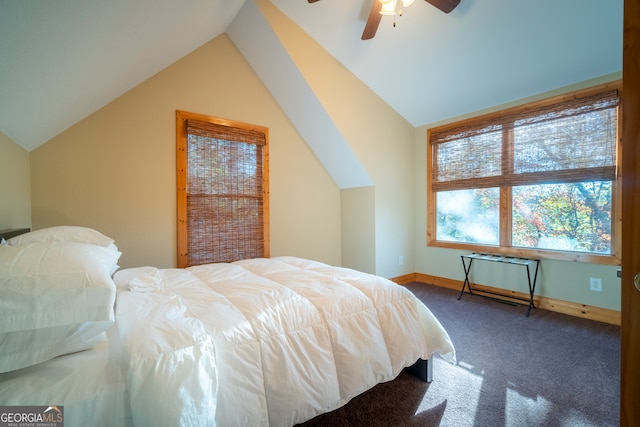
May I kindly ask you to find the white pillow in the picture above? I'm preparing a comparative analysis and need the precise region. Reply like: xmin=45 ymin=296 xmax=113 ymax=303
xmin=8 ymin=226 xmax=118 ymax=252
xmin=0 ymin=242 xmax=121 ymax=372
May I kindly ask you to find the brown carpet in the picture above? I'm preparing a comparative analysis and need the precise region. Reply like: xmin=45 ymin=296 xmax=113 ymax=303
xmin=297 ymin=282 xmax=620 ymax=427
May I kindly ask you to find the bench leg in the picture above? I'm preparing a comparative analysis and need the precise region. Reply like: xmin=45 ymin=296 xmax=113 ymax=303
xmin=458 ymin=256 xmax=473 ymax=300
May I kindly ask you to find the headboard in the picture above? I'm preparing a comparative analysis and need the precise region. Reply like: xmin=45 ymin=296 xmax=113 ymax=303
xmin=0 ymin=228 xmax=30 ymax=241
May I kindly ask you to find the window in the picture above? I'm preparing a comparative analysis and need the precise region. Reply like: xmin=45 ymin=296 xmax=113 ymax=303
xmin=427 ymin=84 xmax=621 ymax=265
xmin=176 ymin=111 xmax=269 ymax=268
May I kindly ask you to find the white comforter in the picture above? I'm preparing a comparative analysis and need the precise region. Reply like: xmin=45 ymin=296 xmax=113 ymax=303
xmin=113 ymin=256 xmax=455 ymax=427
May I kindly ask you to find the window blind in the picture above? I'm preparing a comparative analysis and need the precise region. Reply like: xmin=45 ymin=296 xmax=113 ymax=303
xmin=430 ymin=90 xmax=619 ymax=191
xmin=183 ymin=118 xmax=267 ymax=266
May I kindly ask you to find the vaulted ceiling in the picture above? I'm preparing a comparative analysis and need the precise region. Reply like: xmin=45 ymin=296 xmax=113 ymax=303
xmin=0 ymin=0 xmax=623 ymax=152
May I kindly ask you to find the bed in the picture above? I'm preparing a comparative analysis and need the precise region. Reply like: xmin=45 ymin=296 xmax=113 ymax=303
xmin=0 ymin=226 xmax=455 ymax=427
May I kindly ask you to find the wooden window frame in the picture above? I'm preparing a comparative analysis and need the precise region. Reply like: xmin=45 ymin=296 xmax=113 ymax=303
xmin=176 ymin=110 xmax=270 ymax=268
xmin=427 ymin=82 xmax=622 ymax=266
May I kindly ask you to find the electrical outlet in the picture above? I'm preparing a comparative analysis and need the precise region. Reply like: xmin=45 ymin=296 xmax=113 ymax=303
xmin=589 ymin=277 xmax=602 ymax=292
xmin=399 ymin=255 xmax=404 ymax=265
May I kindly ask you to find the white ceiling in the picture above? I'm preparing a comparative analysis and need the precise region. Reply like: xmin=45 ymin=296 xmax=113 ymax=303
xmin=0 ymin=0 xmax=623 ymax=152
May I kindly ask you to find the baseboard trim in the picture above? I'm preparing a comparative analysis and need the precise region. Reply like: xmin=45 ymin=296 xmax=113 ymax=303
xmin=391 ymin=272 xmax=621 ymax=326
xmin=391 ymin=273 xmax=417 ymax=286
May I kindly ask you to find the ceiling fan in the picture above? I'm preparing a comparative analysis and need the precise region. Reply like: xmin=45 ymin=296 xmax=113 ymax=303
xmin=308 ymin=0 xmax=460 ymax=40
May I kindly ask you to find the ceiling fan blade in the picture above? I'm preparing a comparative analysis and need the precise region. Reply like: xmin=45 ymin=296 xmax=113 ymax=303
xmin=361 ymin=0 xmax=383 ymax=40
xmin=307 ymin=0 xmax=321 ymax=3
xmin=425 ymin=0 xmax=460 ymax=13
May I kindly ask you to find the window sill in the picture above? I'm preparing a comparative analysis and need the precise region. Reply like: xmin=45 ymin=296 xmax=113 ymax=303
xmin=427 ymin=240 xmax=621 ymax=266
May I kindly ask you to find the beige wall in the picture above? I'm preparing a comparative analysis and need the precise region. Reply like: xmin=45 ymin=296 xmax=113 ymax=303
xmin=259 ymin=0 xmax=416 ymax=278
xmin=414 ymin=73 xmax=623 ymax=311
xmin=30 ymin=35 xmax=341 ymax=269
xmin=341 ymin=186 xmax=375 ymax=274
xmin=0 ymin=132 xmax=31 ymax=229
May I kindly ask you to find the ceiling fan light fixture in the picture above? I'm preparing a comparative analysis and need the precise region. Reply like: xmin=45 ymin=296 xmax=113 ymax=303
xmin=379 ymin=0 xmax=397 ymax=15
xmin=378 ymin=0 xmax=413 ymax=17
xmin=356 ymin=0 xmax=460 ymax=40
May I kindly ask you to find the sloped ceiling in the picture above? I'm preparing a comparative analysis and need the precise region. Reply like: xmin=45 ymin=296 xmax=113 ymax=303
xmin=0 ymin=0 xmax=623 ymax=152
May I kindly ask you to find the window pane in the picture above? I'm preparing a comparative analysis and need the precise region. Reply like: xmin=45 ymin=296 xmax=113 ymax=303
xmin=181 ymin=116 xmax=267 ymax=267
xmin=513 ymin=108 xmax=617 ymax=174
xmin=188 ymin=135 xmax=259 ymax=196
xmin=436 ymin=188 xmax=499 ymax=245
xmin=434 ymin=127 xmax=503 ymax=183
xmin=188 ymin=195 xmax=263 ymax=265
xmin=512 ymin=182 xmax=611 ymax=253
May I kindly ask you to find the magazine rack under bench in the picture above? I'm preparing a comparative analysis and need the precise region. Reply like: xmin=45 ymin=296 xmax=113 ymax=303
xmin=459 ymin=253 xmax=540 ymax=316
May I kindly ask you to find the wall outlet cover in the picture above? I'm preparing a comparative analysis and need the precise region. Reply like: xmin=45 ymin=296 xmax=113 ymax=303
xmin=589 ymin=277 xmax=603 ymax=292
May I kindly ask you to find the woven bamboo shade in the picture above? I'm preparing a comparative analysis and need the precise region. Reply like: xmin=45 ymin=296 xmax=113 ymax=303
xmin=430 ymin=90 xmax=619 ymax=191
xmin=184 ymin=119 xmax=266 ymax=266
